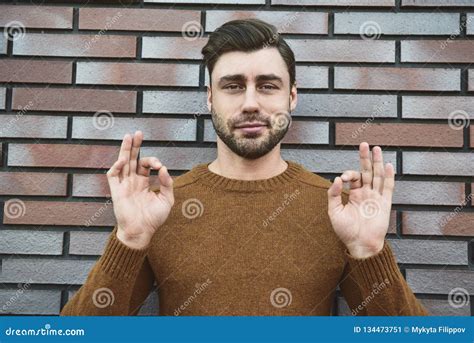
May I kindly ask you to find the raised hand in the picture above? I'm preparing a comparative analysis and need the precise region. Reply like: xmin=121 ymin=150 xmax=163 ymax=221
xmin=327 ymin=142 xmax=395 ymax=259
xmin=107 ymin=131 xmax=174 ymax=249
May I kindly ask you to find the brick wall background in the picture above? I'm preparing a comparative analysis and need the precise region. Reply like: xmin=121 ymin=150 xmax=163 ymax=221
xmin=0 ymin=0 xmax=473 ymax=316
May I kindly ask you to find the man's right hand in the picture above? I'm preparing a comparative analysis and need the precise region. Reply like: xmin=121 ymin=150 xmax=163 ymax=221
xmin=107 ymin=130 xmax=175 ymax=250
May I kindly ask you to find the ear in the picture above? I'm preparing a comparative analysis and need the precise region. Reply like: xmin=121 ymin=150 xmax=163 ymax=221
xmin=289 ymin=82 xmax=297 ymax=112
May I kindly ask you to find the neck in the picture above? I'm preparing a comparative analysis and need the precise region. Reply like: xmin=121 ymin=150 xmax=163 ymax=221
xmin=208 ymin=139 xmax=288 ymax=181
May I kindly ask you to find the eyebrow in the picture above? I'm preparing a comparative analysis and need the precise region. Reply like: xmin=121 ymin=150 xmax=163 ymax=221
xmin=217 ymin=74 xmax=283 ymax=87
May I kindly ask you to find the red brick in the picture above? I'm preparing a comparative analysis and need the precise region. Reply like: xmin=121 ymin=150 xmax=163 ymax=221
xmin=13 ymin=33 xmax=136 ymax=58
xmin=0 ymin=5 xmax=73 ymax=29
xmin=0 ymin=115 xmax=67 ymax=139
xmin=142 ymin=37 xmax=208 ymax=60
xmin=335 ymin=67 xmax=460 ymax=91
xmin=402 ymin=211 xmax=474 ymax=236
xmin=206 ymin=11 xmax=328 ymax=34
xmin=0 ymin=172 xmax=67 ymax=196
xmin=0 ymin=59 xmax=72 ymax=84
xmin=79 ymin=8 xmax=200 ymax=32
xmin=403 ymin=96 xmax=474 ymax=119
xmin=8 ymin=144 xmax=119 ymax=169
xmin=287 ymin=39 xmax=394 ymax=63
xmin=73 ymin=174 xmax=160 ymax=198
xmin=3 ymin=201 xmax=115 ymax=226
xmin=272 ymin=0 xmax=394 ymax=5
xmin=72 ymin=117 xmax=196 ymax=141
xmin=402 ymin=41 xmax=474 ymax=63
xmin=12 ymin=88 xmax=136 ymax=113
xmin=336 ymin=123 xmax=463 ymax=147
xmin=76 ymin=62 xmax=199 ymax=87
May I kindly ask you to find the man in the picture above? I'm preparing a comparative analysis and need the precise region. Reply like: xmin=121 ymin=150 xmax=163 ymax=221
xmin=61 ymin=19 xmax=428 ymax=316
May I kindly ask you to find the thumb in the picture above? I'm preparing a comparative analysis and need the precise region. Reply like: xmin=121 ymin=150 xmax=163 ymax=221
xmin=158 ymin=166 xmax=174 ymax=206
xmin=327 ymin=176 xmax=343 ymax=213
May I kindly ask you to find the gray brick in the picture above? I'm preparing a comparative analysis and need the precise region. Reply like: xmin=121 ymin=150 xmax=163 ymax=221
xmin=0 ymin=258 xmax=96 ymax=285
xmin=281 ymin=150 xmax=397 ymax=174
xmin=142 ymin=37 xmax=207 ymax=60
xmin=206 ymin=11 xmax=328 ymax=34
xmin=203 ymin=119 xmax=330 ymax=144
xmin=403 ymin=152 xmax=474 ymax=176
xmin=72 ymin=117 xmax=197 ymax=141
xmin=388 ymin=239 xmax=468 ymax=265
xmin=0 ymin=35 xmax=5 ymax=55
xmin=143 ymin=91 xmax=208 ymax=115
xmin=0 ymin=230 xmax=63 ymax=255
xmin=403 ymin=96 xmax=474 ymax=119
xmin=407 ymin=269 xmax=474 ymax=295
xmin=0 ymin=289 xmax=61 ymax=315
xmin=146 ymin=0 xmax=264 ymax=3
xmin=404 ymin=0 xmax=474 ymax=6
xmin=69 ymin=231 xmax=109 ymax=256
xmin=393 ymin=181 xmax=465 ymax=206
xmin=294 ymin=94 xmax=397 ymax=118
xmin=141 ymin=147 xmax=216 ymax=170
xmin=273 ymin=0 xmax=394 ymax=5
xmin=0 ymin=87 xmax=5 ymax=110
xmin=468 ymin=14 xmax=474 ymax=35
xmin=335 ymin=12 xmax=460 ymax=35
xmin=0 ymin=115 xmax=67 ymax=139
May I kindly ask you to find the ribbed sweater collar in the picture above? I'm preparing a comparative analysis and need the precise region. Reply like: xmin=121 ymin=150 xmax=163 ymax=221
xmin=190 ymin=160 xmax=303 ymax=192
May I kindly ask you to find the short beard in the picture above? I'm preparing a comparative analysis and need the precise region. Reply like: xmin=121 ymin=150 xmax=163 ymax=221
xmin=210 ymin=106 xmax=291 ymax=160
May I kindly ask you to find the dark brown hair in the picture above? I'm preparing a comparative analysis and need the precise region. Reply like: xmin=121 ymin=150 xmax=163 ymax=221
xmin=201 ymin=18 xmax=296 ymax=87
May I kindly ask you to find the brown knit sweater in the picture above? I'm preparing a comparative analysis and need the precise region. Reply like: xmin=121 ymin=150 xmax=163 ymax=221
xmin=61 ymin=160 xmax=428 ymax=316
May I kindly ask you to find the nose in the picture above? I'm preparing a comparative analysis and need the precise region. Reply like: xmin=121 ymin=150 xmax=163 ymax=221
xmin=241 ymin=87 xmax=259 ymax=114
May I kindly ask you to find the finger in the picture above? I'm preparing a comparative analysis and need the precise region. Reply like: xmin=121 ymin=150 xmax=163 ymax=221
xmin=327 ymin=177 xmax=343 ymax=214
xmin=129 ymin=131 xmax=143 ymax=176
xmin=157 ymin=166 xmax=174 ymax=206
xmin=137 ymin=157 xmax=162 ymax=177
xmin=340 ymin=170 xmax=363 ymax=189
xmin=118 ymin=133 xmax=132 ymax=179
xmin=359 ymin=142 xmax=373 ymax=188
xmin=372 ymin=146 xmax=384 ymax=194
xmin=382 ymin=163 xmax=395 ymax=202
xmin=106 ymin=157 xmax=127 ymax=194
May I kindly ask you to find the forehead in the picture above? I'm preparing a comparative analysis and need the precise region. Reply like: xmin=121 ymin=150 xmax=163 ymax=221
xmin=212 ymin=47 xmax=289 ymax=83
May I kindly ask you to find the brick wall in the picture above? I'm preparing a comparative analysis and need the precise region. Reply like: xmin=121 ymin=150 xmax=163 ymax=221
xmin=0 ymin=0 xmax=473 ymax=316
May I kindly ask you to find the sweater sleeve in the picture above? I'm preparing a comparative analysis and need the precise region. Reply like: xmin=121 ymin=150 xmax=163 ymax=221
xmin=60 ymin=227 xmax=156 ymax=316
xmin=338 ymin=239 xmax=429 ymax=316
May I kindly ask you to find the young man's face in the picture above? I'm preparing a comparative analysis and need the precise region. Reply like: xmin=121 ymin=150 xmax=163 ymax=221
xmin=207 ymin=47 xmax=297 ymax=160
